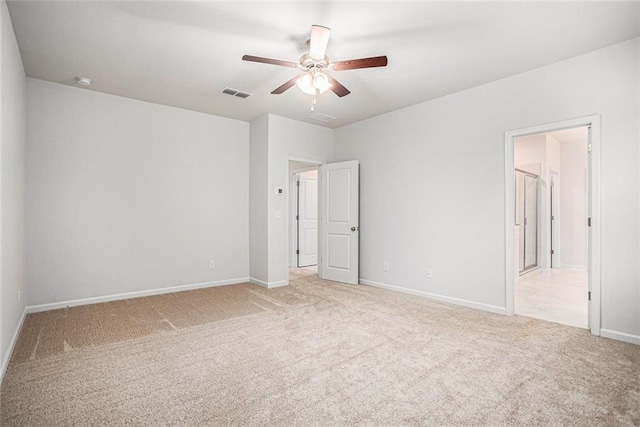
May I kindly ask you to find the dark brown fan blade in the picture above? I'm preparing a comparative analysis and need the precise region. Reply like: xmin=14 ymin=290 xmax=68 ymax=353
xmin=327 ymin=75 xmax=350 ymax=97
xmin=332 ymin=56 xmax=388 ymax=71
xmin=271 ymin=76 xmax=300 ymax=94
xmin=242 ymin=55 xmax=298 ymax=68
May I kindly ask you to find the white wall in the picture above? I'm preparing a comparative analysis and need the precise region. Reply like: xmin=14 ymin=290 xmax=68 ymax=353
xmin=247 ymin=114 xmax=333 ymax=287
xmin=560 ymin=139 xmax=588 ymax=268
xmin=515 ymin=134 xmax=546 ymax=171
xmin=249 ymin=115 xmax=269 ymax=284
xmin=333 ymin=38 xmax=639 ymax=339
xmin=546 ymin=135 xmax=561 ymax=174
xmin=1 ymin=0 xmax=26 ymax=377
xmin=26 ymin=78 xmax=249 ymax=306
xmin=267 ymin=115 xmax=333 ymax=285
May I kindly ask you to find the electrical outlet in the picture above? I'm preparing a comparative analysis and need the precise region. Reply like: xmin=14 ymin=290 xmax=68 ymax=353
xmin=209 ymin=260 xmax=215 ymax=270
xmin=383 ymin=262 xmax=389 ymax=272
xmin=426 ymin=268 xmax=433 ymax=279
xmin=18 ymin=287 xmax=21 ymax=302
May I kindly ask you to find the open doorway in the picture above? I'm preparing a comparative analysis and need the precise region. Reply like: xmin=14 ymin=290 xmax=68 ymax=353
xmin=287 ymin=159 xmax=361 ymax=285
xmin=505 ymin=115 xmax=601 ymax=336
xmin=289 ymin=160 xmax=320 ymax=279
xmin=513 ymin=127 xmax=588 ymax=328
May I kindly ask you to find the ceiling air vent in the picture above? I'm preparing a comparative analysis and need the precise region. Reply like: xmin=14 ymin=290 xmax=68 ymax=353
xmin=220 ymin=87 xmax=252 ymax=98
xmin=310 ymin=113 xmax=337 ymax=123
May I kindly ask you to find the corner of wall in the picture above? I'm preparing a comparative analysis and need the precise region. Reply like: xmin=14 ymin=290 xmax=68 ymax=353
xmin=249 ymin=115 xmax=269 ymax=284
xmin=1 ymin=0 xmax=27 ymax=384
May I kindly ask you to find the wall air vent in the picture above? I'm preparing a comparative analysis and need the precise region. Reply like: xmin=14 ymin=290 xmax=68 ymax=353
xmin=220 ymin=87 xmax=252 ymax=98
xmin=310 ymin=113 xmax=337 ymax=123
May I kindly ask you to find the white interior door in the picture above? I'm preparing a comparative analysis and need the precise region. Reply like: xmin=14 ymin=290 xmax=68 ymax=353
xmin=297 ymin=170 xmax=318 ymax=267
xmin=319 ymin=160 xmax=359 ymax=284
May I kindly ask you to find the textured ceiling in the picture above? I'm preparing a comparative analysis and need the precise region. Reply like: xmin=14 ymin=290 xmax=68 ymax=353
xmin=7 ymin=1 xmax=640 ymax=128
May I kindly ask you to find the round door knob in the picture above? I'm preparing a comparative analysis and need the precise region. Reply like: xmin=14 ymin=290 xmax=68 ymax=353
xmin=351 ymin=226 xmax=357 ymax=231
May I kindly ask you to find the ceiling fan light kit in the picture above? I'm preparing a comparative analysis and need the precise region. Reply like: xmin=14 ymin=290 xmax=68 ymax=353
xmin=243 ymin=24 xmax=388 ymax=110
xmin=296 ymin=70 xmax=331 ymax=95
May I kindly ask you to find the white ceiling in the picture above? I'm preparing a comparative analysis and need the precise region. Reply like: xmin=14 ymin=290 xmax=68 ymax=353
xmin=7 ymin=1 xmax=640 ymax=129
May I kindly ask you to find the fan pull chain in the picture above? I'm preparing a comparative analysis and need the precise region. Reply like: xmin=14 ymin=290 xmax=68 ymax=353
xmin=311 ymin=94 xmax=317 ymax=112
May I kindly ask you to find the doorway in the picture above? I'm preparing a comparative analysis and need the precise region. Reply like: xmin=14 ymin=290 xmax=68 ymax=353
xmin=296 ymin=169 xmax=318 ymax=268
xmin=287 ymin=159 xmax=361 ymax=286
xmin=289 ymin=161 xmax=320 ymax=276
xmin=514 ymin=128 xmax=588 ymax=328
xmin=505 ymin=116 xmax=601 ymax=336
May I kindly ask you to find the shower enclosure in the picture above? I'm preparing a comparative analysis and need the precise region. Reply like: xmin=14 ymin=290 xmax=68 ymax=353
xmin=515 ymin=169 xmax=539 ymax=273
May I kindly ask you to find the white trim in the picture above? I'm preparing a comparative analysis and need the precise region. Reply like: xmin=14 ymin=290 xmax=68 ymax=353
xmin=600 ymin=329 xmax=640 ymax=346
xmin=287 ymin=156 xmax=325 ymax=166
xmin=290 ymin=165 xmax=319 ymax=173
xmin=549 ymin=169 xmax=560 ymax=269
xmin=587 ymin=119 xmax=602 ymax=336
xmin=290 ymin=170 xmax=299 ymax=268
xmin=558 ymin=264 xmax=588 ymax=271
xmin=360 ymin=278 xmax=507 ymax=315
xmin=249 ymin=278 xmax=288 ymax=289
xmin=250 ymin=277 xmax=269 ymax=288
xmin=26 ymin=277 xmax=249 ymax=314
xmin=1 ymin=308 xmax=27 ymax=384
xmin=289 ymin=165 xmax=320 ymax=269
xmin=505 ymin=115 xmax=601 ymax=338
xmin=267 ymin=280 xmax=288 ymax=288
xmin=505 ymin=131 xmax=516 ymax=315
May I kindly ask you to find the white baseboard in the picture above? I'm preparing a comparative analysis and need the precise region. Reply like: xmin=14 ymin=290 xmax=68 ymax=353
xmin=1 ymin=307 xmax=27 ymax=384
xmin=359 ymin=278 xmax=507 ymax=315
xmin=250 ymin=278 xmax=268 ymax=288
xmin=558 ymin=264 xmax=588 ymax=271
xmin=26 ymin=277 xmax=250 ymax=314
xmin=600 ymin=328 xmax=640 ymax=345
xmin=249 ymin=278 xmax=288 ymax=289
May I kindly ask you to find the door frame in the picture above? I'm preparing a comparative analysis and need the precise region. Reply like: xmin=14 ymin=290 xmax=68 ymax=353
xmin=290 ymin=166 xmax=319 ymax=268
xmin=504 ymin=115 xmax=601 ymax=336
xmin=287 ymin=157 xmax=323 ymax=272
xmin=549 ymin=170 xmax=559 ymax=269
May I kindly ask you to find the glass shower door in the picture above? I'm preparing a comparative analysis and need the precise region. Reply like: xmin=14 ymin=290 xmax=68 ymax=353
xmin=515 ymin=169 xmax=539 ymax=274
xmin=516 ymin=172 xmax=526 ymax=272
xmin=523 ymin=174 xmax=538 ymax=270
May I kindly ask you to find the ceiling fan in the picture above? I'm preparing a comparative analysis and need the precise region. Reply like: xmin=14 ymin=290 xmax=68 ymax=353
xmin=242 ymin=25 xmax=388 ymax=99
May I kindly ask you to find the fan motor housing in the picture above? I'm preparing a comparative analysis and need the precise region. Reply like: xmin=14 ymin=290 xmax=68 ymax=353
xmin=299 ymin=54 xmax=330 ymax=70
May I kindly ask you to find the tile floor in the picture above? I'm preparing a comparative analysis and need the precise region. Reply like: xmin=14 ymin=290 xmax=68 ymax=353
xmin=515 ymin=268 xmax=588 ymax=329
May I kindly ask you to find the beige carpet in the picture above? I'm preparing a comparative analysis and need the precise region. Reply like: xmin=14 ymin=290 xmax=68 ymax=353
xmin=1 ymin=269 xmax=639 ymax=425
